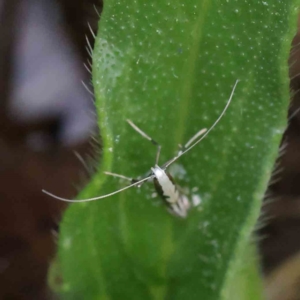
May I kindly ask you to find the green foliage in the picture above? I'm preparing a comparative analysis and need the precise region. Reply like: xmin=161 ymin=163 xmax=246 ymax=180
xmin=57 ymin=1 xmax=299 ymax=299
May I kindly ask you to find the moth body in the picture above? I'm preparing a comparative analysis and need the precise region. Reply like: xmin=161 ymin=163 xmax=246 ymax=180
xmin=42 ymin=80 xmax=239 ymax=220
xmin=152 ymin=165 xmax=190 ymax=218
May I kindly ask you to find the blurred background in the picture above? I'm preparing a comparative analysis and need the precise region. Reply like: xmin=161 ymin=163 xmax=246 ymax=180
xmin=260 ymin=16 xmax=300 ymax=300
xmin=0 ymin=0 xmax=300 ymax=299
xmin=0 ymin=0 xmax=100 ymax=299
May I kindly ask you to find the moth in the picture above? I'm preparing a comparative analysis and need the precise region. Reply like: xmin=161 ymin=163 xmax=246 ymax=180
xmin=43 ymin=80 xmax=239 ymax=218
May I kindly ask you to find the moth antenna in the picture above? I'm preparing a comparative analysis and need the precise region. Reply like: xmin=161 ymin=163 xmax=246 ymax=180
xmin=165 ymin=79 xmax=239 ymax=168
xmin=42 ymin=175 xmax=154 ymax=203
xmin=104 ymin=171 xmax=133 ymax=181
xmin=183 ymin=128 xmax=207 ymax=149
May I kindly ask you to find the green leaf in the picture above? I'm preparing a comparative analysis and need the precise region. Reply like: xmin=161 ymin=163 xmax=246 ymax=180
xmin=57 ymin=1 xmax=299 ymax=299
xmin=222 ymin=244 xmax=264 ymax=300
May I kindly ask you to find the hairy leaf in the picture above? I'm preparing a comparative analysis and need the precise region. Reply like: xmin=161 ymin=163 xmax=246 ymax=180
xmin=57 ymin=1 xmax=298 ymax=299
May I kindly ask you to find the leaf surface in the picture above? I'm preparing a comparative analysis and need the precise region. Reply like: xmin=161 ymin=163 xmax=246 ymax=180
xmin=58 ymin=1 xmax=298 ymax=299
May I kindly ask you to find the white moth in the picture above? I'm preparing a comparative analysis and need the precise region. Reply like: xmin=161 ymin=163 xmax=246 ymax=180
xmin=43 ymin=80 xmax=239 ymax=218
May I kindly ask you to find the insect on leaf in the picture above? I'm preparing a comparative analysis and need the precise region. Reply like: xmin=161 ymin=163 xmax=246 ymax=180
xmin=56 ymin=1 xmax=299 ymax=299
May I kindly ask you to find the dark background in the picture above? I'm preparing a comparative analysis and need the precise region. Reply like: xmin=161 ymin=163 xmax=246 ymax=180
xmin=0 ymin=1 xmax=299 ymax=299
xmin=0 ymin=0 xmax=100 ymax=299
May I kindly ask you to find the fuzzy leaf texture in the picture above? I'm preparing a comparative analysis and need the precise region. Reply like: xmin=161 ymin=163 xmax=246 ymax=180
xmin=57 ymin=1 xmax=299 ymax=299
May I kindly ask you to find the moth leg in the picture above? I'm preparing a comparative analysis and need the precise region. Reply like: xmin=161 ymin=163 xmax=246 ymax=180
xmin=104 ymin=171 xmax=145 ymax=186
xmin=127 ymin=119 xmax=161 ymax=165
xmin=178 ymin=128 xmax=207 ymax=154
